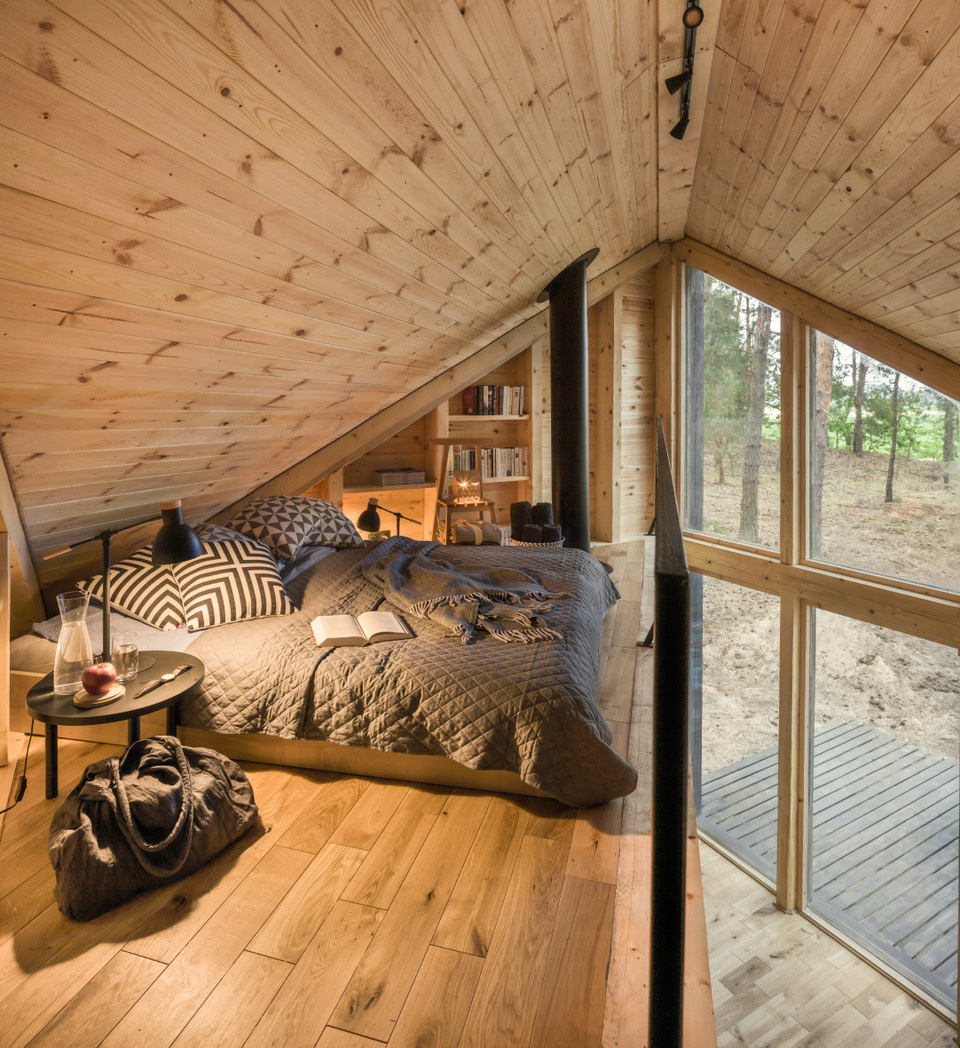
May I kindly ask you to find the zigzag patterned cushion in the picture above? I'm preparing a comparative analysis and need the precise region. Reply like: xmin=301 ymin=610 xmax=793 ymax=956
xmin=173 ymin=539 xmax=296 ymax=630
xmin=77 ymin=548 xmax=185 ymax=631
xmin=226 ymin=496 xmax=364 ymax=560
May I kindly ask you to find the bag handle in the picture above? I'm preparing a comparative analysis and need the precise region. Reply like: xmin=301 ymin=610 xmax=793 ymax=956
xmin=110 ymin=736 xmax=195 ymax=877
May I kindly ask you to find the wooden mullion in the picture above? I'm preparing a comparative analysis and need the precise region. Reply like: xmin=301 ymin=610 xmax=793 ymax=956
xmin=776 ymin=594 xmax=811 ymax=913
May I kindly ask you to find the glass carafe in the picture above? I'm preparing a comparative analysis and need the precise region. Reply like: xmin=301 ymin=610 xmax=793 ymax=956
xmin=53 ymin=590 xmax=94 ymax=695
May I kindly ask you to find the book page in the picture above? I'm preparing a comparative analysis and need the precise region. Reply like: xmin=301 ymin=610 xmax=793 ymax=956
xmin=355 ymin=610 xmax=411 ymax=642
xmin=311 ymin=614 xmax=366 ymax=646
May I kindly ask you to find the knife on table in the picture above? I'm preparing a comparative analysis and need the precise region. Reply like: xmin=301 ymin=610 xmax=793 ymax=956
xmin=134 ymin=664 xmax=193 ymax=699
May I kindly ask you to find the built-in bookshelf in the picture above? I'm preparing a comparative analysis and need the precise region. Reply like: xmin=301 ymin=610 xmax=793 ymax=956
xmin=316 ymin=343 xmax=544 ymax=541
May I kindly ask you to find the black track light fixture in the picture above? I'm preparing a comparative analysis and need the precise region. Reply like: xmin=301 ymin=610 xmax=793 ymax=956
xmin=682 ymin=3 xmax=704 ymax=29
xmin=665 ymin=2 xmax=703 ymax=142
xmin=665 ymin=69 xmax=692 ymax=95
xmin=669 ymin=110 xmax=690 ymax=140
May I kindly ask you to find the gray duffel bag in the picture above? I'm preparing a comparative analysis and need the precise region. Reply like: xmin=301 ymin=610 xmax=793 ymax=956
xmin=49 ymin=735 xmax=259 ymax=920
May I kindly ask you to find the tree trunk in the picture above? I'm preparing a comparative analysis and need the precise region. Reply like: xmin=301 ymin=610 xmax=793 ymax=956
xmin=852 ymin=351 xmax=867 ymax=456
xmin=739 ymin=303 xmax=772 ymax=544
xmin=812 ymin=333 xmax=835 ymax=555
xmin=944 ymin=400 xmax=956 ymax=486
xmin=885 ymin=371 xmax=900 ymax=503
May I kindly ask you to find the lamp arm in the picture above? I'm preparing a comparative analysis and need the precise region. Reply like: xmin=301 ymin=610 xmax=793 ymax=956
xmin=101 ymin=533 xmax=111 ymax=664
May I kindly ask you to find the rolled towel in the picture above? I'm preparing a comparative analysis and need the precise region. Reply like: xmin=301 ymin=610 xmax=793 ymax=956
xmin=532 ymin=502 xmax=554 ymax=526
xmin=510 ymin=501 xmax=532 ymax=540
xmin=521 ymin=523 xmax=543 ymax=543
xmin=542 ymin=523 xmax=562 ymax=543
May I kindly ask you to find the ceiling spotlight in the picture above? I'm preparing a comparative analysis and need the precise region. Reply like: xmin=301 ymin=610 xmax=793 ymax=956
xmin=669 ymin=112 xmax=690 ymax=140
xmin=682 ymin=3 xmax=704 ymax=29
xmin=665 ymin=70 xmax=692 ymax=95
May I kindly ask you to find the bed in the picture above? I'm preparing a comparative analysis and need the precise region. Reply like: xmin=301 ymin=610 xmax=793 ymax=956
xmin=12 ymin=498 xmax=637 ymax=808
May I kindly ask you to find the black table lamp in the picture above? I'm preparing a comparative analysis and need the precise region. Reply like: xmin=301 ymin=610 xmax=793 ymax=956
xmin=45 ymin=498 xmax=203 ymax=666
xmin=356 ymin=497 xmax=421 ymax=537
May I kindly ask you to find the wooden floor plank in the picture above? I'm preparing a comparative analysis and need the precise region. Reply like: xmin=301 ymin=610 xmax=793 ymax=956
xmin=243 ymin=901 xmax=383 ymax=1048
xmin=167 ymin=950 xmax=291 ymax=1048
xmin=100 ymin=845 xmax=311 ymax=1048
xmin=330 ymin=790 xmax=490 ymax=1042
xmin=247 ymin=842 xmax=367 ymax=963
xmin=23 ymin=950 xmax=164 ymax=1048
xmin=458 ymin=835 xmax=570 ymax=1048
xmin=529 ymin=875 xmax=615 ymax=1048
xmin=385 ymin=945 xmax=484 ymax=1048
xmin=431 ymin=793 xmax=530 ymax=957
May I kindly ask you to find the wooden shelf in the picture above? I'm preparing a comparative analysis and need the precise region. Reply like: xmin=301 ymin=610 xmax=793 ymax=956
xmin=343 ymin=481 xmax=435 ymax=494
xmin=449 ymin=414 xmax=529 ymax=422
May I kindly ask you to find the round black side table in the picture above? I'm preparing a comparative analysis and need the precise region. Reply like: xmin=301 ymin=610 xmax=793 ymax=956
xmin=25 ymin=651 xmax=205 ymax=799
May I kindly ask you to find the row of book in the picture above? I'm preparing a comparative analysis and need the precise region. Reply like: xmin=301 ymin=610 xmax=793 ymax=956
xmin=450 ymin=445 xmax=529 ymax=479
xmin=460 ymin=384 xmax=527 ymax=416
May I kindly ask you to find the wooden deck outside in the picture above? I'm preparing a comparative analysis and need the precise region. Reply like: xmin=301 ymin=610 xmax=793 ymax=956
xmin=698 ymin=718 xmax=959 ymax=1011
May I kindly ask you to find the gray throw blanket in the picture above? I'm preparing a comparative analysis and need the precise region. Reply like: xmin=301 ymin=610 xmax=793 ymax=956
xmin=363 ymin=544 xmax=567 ymax=644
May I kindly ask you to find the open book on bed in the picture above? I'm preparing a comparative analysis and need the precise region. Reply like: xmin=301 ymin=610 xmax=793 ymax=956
xmin=310 ymin=610 xmax=413 ymax=647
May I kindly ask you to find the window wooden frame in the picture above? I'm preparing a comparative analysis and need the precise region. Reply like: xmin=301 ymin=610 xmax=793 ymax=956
xmin=670 ymin=239 xmax=960 ymax=1021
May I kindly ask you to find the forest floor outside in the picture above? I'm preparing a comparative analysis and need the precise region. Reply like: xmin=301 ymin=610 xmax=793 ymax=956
xmin=696 ymin=441 xmax=960 ymax=774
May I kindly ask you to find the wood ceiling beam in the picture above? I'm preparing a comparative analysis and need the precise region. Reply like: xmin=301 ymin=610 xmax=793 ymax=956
xmin=210 ymin=242 xmax=669 ymax=523
xmin=674 ymin=238 xmax=960 ymax=402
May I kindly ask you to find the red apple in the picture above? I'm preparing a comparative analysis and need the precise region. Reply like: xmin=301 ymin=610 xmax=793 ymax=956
xmin=82 ymin=662 xmax=117 ymax=695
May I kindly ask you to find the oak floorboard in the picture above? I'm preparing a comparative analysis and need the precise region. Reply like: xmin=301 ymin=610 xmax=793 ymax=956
xmin=99 ymin=846 xmax=310 ymax=1048
xmin=23 ymin=950 xmax=164 ymax=1048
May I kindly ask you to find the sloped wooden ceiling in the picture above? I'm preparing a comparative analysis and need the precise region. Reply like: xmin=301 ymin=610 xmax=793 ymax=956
xmin=690 ymin=0 xmax=960 ymax=366
xmin=4 ymin=0 xmax=960 ymax=574
xmin=1 ymin=0 xmax=688 ymax=562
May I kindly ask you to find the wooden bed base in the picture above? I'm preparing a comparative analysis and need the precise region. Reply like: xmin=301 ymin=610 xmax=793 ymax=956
xmin=178 ymin=726 xmax=548 ymax=798
xmin=11 ymin=670 xmax=547 ymax=799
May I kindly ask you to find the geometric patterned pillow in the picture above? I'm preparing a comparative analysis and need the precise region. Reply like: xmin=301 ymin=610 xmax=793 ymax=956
xmin=193 ymin=522 xmax=265 ymax=547
xmin=226 ymin=496 xmax=363 ymax=559
xmin=308 ymin=499 xmax=365 ymax=549
xmin=172 ymin=539 xmax=296 ymax=630
xmin=77 ymin=547 xmax=186 ymax=631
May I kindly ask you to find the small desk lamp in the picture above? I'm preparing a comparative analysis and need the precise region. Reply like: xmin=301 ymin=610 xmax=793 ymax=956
xmin=45 ymin=499 xmax=203 ymax=666
xmin=356 ymin=498 xmax=422 ymax=537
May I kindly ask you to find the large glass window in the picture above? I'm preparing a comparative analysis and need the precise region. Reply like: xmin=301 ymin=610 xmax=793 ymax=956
xmin=808 ymin=610 xmax=960 ymax=1010
xmin=684 ymin=269 xmax=781 ymax=550
xmin=692 ymin=574 xmax=780 ymax=882
xmin=809 ymin=331 xmax=960 ymax=592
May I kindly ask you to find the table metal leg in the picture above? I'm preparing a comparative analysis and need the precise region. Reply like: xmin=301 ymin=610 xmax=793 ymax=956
xmin=44 ymin=723 xmax=58 ymax=799
xmin=165 ymin=703 xmax=178 ymax=736
xmin=127 ymin=717 xmax=140 ymax=746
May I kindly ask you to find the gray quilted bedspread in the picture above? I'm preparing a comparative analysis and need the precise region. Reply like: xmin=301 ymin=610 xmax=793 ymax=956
xmin=181 ymin=536 xmax=638 ymax=807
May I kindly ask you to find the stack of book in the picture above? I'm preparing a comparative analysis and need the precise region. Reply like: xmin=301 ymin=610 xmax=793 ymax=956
xmin=460 ymin=385 xmax=526 ymax=415
xmin=375 ymin=468 xmax=426 ymax=486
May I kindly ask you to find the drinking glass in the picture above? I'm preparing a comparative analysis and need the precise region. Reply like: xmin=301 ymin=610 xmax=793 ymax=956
xmin=111 ymin=632 xmax=139 ymax=683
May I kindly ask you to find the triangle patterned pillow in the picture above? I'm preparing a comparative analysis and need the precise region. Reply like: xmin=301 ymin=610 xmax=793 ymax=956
xmin=172 ymin=539 xmax=296 ymax=630
xmin=77 ymin=548 xmax=185 ymax=631
xmin=226 ymin=496 xmax=364 ymax=560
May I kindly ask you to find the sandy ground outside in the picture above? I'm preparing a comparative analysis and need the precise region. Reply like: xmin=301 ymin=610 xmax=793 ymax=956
xmin=694 ymin=443 xmax=960 ymax=775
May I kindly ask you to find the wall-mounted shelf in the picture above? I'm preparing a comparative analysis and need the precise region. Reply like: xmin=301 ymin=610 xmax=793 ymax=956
xmin=448 ymin=414 xmax=530 ymax=422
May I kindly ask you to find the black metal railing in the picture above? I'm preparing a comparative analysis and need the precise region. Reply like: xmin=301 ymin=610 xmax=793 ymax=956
xmin=649 ymin=416 xmax=691 ymax=1048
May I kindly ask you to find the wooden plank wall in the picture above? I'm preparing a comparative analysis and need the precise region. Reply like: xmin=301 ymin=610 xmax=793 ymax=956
xmin=620 ymin=275 xmax=657 ymax=539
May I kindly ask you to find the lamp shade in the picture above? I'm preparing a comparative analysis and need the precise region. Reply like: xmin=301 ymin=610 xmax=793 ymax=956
xmin=151 ymin=499 xmax=204 ymax=565
xmin=356 ymin=498 xmax=381 ymax=532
